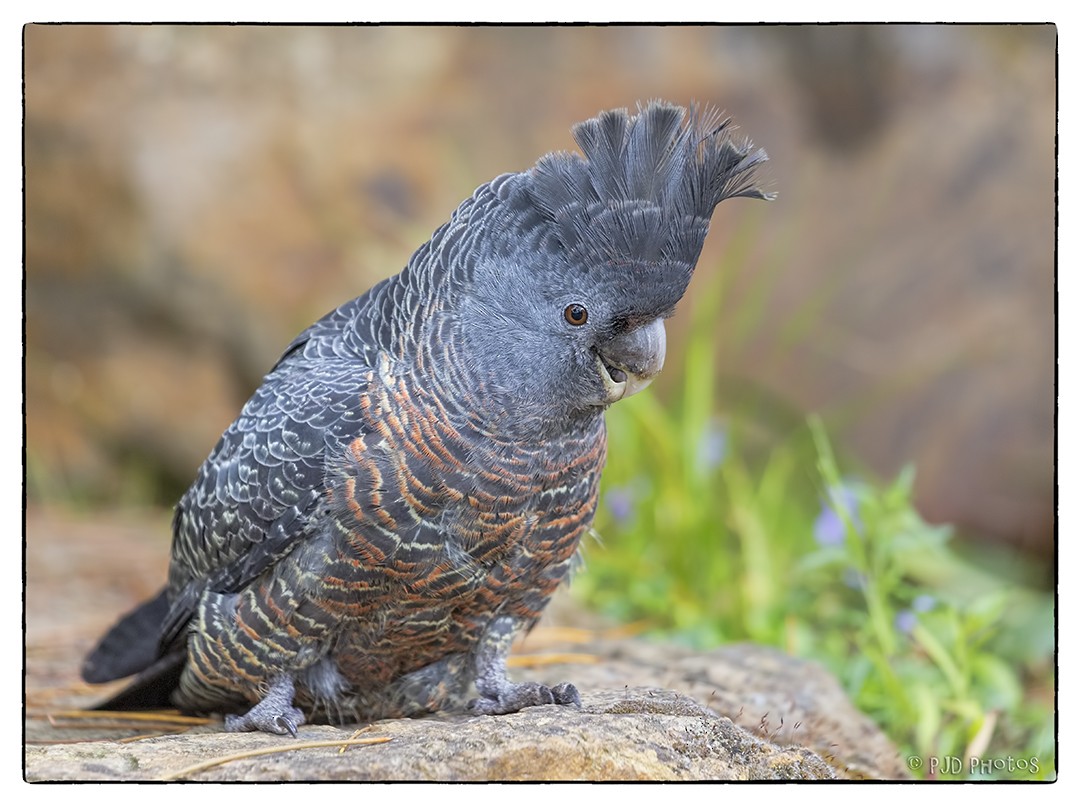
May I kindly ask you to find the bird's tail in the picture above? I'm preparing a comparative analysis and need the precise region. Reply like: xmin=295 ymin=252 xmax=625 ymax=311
xmin=81 ymin=587 xmax=171 ymax=684
xmin=91 ymin=650 xmax=187 ymax=711
xmin=82 ymin=587 xmax=189 ymax=711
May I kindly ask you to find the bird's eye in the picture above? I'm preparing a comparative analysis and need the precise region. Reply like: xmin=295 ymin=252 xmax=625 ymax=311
xmin=564 ymin=304 xmax=589 ymax=326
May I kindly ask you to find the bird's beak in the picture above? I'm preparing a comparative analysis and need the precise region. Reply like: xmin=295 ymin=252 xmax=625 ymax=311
xmin=596 ymin=317 xmax=667 ymax=404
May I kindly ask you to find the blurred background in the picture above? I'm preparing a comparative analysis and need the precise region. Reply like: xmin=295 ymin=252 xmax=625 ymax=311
xmin=25 ymin=24 xmax=1055 ymax=559
xmin=23 ymin=24 xmax=1056 ymax=776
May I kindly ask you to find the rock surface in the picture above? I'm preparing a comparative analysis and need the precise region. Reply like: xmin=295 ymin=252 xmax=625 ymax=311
xmin=27 ymin=689 xmax=842 ymax=782
xmin=27 ymin=632 xmax=909 ymax=781
xmin=25 ymin=508 xmax=908 ymax=781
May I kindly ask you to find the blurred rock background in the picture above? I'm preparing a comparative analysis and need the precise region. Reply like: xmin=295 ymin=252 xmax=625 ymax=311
xmin=24 ymin=24 xmax=1055 ymax=566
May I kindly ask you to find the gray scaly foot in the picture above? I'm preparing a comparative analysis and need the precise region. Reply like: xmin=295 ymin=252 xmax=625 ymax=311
xmin=224 ymin=675 xmax=306 ymax=737
xmin=468 ymin=616 xmax=582 ymax=716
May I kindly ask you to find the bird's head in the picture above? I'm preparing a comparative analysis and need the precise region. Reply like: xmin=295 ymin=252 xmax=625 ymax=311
xmin=429 ymin=101 xmax=772 ymax=433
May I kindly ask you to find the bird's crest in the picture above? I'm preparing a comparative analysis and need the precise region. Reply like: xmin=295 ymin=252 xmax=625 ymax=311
xmin=527 ymin=101 xmax=772 ymax=268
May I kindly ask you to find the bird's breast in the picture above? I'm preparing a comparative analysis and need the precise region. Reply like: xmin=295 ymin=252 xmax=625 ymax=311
xmin=309 ymin=373 xmax=607 ymax=683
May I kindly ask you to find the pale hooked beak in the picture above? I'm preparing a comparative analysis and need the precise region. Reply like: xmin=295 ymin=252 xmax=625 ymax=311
xmin=596 ymin=318 xmax=667 ymax=404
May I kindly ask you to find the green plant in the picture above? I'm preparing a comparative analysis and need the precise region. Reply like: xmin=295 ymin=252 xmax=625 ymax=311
xmin=574 ymin=282 xmax=1055 ymax=780
xmin=803 ymin=417 xmax=1054 ymax=779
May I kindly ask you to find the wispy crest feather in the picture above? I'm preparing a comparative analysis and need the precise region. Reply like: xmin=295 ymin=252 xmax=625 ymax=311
xmin=527 ymin=100 xmax=772 ymax=267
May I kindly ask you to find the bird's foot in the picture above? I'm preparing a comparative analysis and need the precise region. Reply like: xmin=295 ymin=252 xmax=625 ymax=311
xmin=224 ymin=675 xmax=306 ymax=737
xmin=469 ymin=680 xmax=581 ymax=716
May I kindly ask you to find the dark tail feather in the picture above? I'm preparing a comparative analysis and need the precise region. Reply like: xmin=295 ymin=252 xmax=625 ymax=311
xmin=82 ymin=588 xmax=170 ymax=684
xmin=94 ymin=650 xmax=186 ymax=711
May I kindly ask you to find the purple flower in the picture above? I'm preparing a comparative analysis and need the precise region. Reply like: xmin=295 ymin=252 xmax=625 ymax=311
xmin=604 ymin=487 xmax=634 ymax=524
xmin=813 ymin=484 xmax=862 ymax=547
xmin=913 ymin=594 xmax=936 ymax=612
xmin=895 ymin=595 xmax=935 ymax=635
xmin=696 ymin=420 xmax=728 ymax=473
xmin=895 ymin=609 xmax=918 ymax=634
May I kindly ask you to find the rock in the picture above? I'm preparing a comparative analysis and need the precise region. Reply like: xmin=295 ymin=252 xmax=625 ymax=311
xmin=25 ymin=640 xmax=907 ymax=781
xmin=25 ymin=508 xmax=908 ymax=781
xmin=564 ymin=640 xmax=909 ymax=779
xmin=26 ymin=688 xmax=843 ymax=782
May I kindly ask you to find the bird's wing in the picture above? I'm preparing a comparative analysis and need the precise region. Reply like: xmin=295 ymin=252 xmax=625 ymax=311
xmin=160 ymin=303 xmax=379 ymax=649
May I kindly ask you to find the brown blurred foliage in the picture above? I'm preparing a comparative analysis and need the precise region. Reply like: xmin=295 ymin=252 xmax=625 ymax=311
xmin=24 ymin=25 xmax=1055 ymax=559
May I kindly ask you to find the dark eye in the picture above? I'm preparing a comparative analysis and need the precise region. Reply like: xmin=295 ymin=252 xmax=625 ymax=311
xmin=564 ymin=304 xmax=588 ymax=326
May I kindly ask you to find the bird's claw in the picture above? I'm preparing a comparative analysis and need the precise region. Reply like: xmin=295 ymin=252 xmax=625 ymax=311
xmin=468 ymin=680 xmax=581 ymax=715
xmin=551 ymin=681 xmax=582 ymax=707
xmin=224 ymin=703 xmax=305 ymax=736
xmin=275 ymin=713 xmax=301 ymax=738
